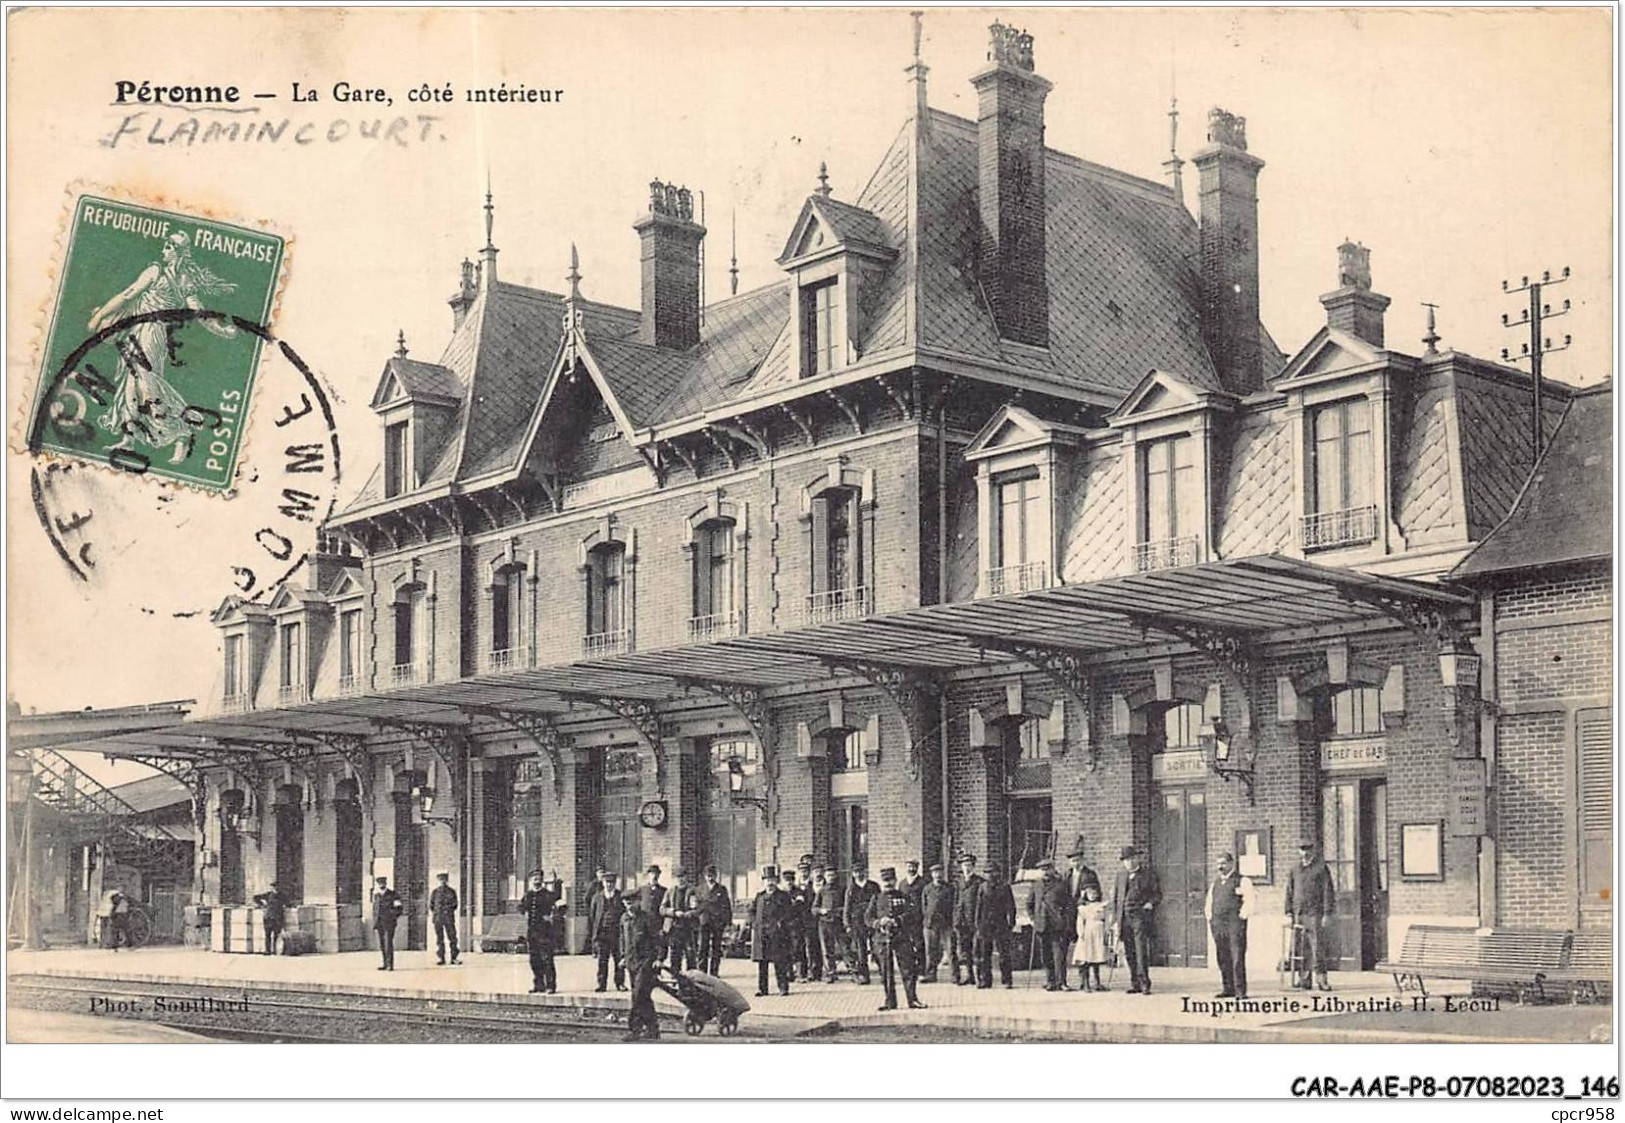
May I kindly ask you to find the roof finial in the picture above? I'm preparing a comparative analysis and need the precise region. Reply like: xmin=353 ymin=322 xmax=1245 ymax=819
xmin=483 ymin=176 xmax=495 ymax=251
xmin=1163 ymin=49 xmax=1185 ymax=206
xmin=815 ymin=161 xmax=832 ymax=198
xmin=729 ymin=209 xmax=739 ymax=296
xmin=567 ymin=242 xmax=581 ymax=302
xmin=1422 ymin=301 xmax=1441 ymax=356
xmin=395 ymin=329 xmax=408 ymax=359
xmin=911 ymin=9 xmax=924 ymax=65
xmin=480 ymin=175 xmax=499 ymax=285
xmin=907 ymin=10 xmax=931 ymax=126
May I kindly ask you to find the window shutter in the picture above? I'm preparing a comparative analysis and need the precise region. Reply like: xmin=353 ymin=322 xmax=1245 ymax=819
xmin=810 ymin=495 xmax=830 ymax=595
xmin=1578 ymin=709 xmax=1613 ymax=911
xmin=692 ymin=528 xmax=712 ymax=619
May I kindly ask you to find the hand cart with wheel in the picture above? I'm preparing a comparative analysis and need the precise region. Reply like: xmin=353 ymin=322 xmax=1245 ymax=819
xmin=1277 ymin=921 xmax=1307 ymax=989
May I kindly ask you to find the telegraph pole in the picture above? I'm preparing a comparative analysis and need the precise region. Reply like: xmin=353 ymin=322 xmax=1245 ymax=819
xmin=1501 ymin=267 xmax=1571 ymax=458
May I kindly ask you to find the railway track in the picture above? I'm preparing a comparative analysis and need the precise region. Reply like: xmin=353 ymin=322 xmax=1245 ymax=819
xmin=9 ymin=973 xmax=699 ymax=1044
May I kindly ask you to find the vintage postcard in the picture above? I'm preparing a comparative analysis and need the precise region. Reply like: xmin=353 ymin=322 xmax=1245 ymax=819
xmin=3 ymin=4 xmax=1616 ymax=1107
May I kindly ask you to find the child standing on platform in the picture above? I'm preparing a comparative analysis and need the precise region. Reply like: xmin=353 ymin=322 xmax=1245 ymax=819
xmin=1074 ymin=884 xmax=1110 ymax=991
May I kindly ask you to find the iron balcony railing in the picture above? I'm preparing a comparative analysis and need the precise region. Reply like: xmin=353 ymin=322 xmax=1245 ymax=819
xmin=688 ymin=611 xmax=742 ymax=642
xmin=985 ymin=560 xmax=1050 ymax=596
xmin=221 ymin=692 xmax=253 ymax=714
xmin=336 ymin=672 xmax=363 ymax=697
xmin=1301 ymin=505 xmax=1379 ymax=550
xmin=481 ymin=646 xmax=533 ymax=675
xmin=389 ymin=661 xmax=423 ymax=687
xmin=802 ymin=585 xmax=873 ymax=626
xmin=1132 ymin=536 xmax=1200 ymax=572
xmin=277 ymin=683 xmax=310 ymax=705
xmin=583 ymin=628 xmax=632 ymax=658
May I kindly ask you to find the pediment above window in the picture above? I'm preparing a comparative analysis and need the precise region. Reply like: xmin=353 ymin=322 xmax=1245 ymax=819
xmin=1276 ymin=327 xmax=1386 ymax=386
xmin=326 ymin=568 xmax=367 ymax=601
xmin=1109 ymin=370 xmax=1232 ymax=429
xmin=965 ymin=404 xmax=1083 ymax=463
xmin=211 ymin=595 xmax=272 ymax=628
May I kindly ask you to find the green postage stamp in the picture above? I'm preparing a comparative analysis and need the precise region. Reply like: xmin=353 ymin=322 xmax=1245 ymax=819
xmin=26 ymin=194 xmax=286 ymax=491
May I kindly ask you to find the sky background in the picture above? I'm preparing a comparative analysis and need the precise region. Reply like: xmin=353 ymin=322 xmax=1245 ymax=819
xmin=6 ymin=6 xmax=1614 ymax=752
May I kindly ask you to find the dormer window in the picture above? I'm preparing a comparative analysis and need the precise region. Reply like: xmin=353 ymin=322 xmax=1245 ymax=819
xmin=1136 ymin=433 xmax=1201 ymax=571
xmin=801 ymin=280 xmax=840 ymax=377
xmin=991 ymin=468 xmax=1047 ymax=593
xmin=224 ymin=634 xmax=245 ymax=702
xmin=964 ymin=405 xmax=1073 ymax=598
xmin=383 ymin=420 xmax=410 ymax=498
xmin=1304 ymin=398 xmax=1377 ymax=550
xmin=338 ymin=608 xmax=362 ymax=694
xmin=278 ymin=621 xmax=305 ymax=703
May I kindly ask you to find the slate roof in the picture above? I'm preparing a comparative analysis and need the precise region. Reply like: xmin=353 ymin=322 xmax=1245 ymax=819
xmin=342 ymin=98 xmax=1284 ymax=512
xmin=378 ymin=356 xmax=462 ymax=405
xmin=1452 ymin=385 xmax=1613 ymax=579
xmin=109 ymin=773 xmax=191 ymax=815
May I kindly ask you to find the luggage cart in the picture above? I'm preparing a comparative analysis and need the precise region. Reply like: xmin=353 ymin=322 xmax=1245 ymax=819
xmin=1278 ymin=922 xmax=1307 ymax=989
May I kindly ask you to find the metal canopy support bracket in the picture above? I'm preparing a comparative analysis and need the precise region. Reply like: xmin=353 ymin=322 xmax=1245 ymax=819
xmin=674 ymin=678 xmax=775 ymax=824
xmin=1333 ymin=587 xmax=1469 ymax=648
xmin=124 ymin=755 xmax=208 ymax=833
xmin=305 ymin=731 xmax=374 ymax=802
xmin=458 ymin=705 xmax=571 ymax=806
xmin=822 ymin=660 xmax=939 ymax=779
xmin=369 ymin=718 xmax=471 ymax=808
xmin=974 ymin=639 xmax=1098 ymax=770
xmin=562 ymin=694 xmax=668 ymax=797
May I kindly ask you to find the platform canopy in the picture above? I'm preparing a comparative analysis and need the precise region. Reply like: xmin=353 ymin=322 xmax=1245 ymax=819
xmin=74 ymin=554 xmax=1472 ymax=765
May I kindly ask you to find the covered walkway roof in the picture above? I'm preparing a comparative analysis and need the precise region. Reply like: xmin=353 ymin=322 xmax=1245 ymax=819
xmin=78 ymin=554 xmax=1472 ymax=764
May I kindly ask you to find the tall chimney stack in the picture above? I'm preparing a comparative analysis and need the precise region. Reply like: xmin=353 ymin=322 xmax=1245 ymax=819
xmin=1194 ymin=108 xmax=1265 ymax=393
xmin=1320 ymin=240 xmax=1390 ymax=347
xmin=972 ymin=22 xmax=1051 ymax=349
xmin=634 ymin=180 xmax=706 ymax=350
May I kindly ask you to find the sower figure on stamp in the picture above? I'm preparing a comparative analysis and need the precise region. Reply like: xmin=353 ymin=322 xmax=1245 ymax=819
xmin=868 ymin=867 xmax=927 ymax=1010
xmin=252 ymin=882 xmax=285 ymax=956
xmin=696 ymin=864 xmax=732 ymax=976
xmin=372 ymin=876 xmax=403 ymax=971
xmin=1285 ymin=841 xmax=1336 ymax=992
xmin=519 ymin=870 xmax=557 ymax=993
xmin=973 ymin=863 xmax=1016 ymax=988
xmin=588 ymin=869 xmax=628 ymax=992
xmin=1205 ymin=852 xmax=1254 ymax=999
xmin=843 ymin=866 xmax=880 ymax=984
xmin=1110 ymin=846 xmax=1161 ymax=995
xmin=659 ymin=867 xmax=700 ymax=973
xmin=429 ymin=872 xmax=460 ymax=965
xmin=951 ymin=854 xmax=983 ymax=985
xmin=750 ymin=866 xmax=793 ymax=997
xmin=920 ymin=862 xmax=955 ymax=983
xmin=813 ymin=861 xmax=846 ymax=983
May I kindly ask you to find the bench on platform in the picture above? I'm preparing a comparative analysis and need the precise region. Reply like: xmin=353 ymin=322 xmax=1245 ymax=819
xmin=1375 ymin=926 xmax=1570 ymax=1003
xmin=1545 ymin=931 xmax=1612 ymax=1003
xmin=478 ymin=914 xmax=529 ymax=954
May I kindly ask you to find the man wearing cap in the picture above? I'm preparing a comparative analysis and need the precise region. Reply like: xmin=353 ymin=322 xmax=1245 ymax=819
xmin=1285 ymin=841 xmax=1337 ymax=992
xmin=813 ymin=861 xmax=847 ymax=983
xmin=867 ymin=867 xmax=927 ymax=1010
xmin=659 ymin=866 xmax=700 ymax=972
xmin=429 ymin=872 xmax=460 ymax=966
xmin=1064 ymin=845 xmax=1101 ymax=984
xmin=1204 ymin=852 xmax=1255 ymax=999
xmin=371 ymin=875 xmax=403 ymax=971
xmin=624 ymin=886 xmax=666 ymax=1041
xmin=519 ymin=870 xmax=558 ymax=993
xmin=920 ymin=862 xmax=955 ymax=983
xmin=696 ymin=864 xmax=732 ymax=975
xmin=843 ymin=866 xmax=880 ymax=984
xmin=781 ymin=867 xmax=806 ymax=981
xmin=973 ymin=863 xmax=1016 ymax=988
xmin=951 ymin=854 xmax=983 ymax=985
xmin=1029 ymin=859 xmax=1077 ymax=991
xmin=588 ymin=869 xmax=628 ymax=992
xmin=750 ymin=866 xmax=794 ymax=996
xmin=1110 ymin=846 xmax=1161 ymax=995
xmin=900 ymin=859 xmax=927 ymax=983
xmin=252 ymin=882 xmax=286 ymax=957
xmin=797 ymin=861 xmax=825 ymax=982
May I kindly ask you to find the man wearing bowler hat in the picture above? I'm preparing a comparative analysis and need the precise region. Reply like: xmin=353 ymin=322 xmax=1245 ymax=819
xmin=1110 ymin=845 xmax=1160 ymax=995
xmin=1063 ymin=842 xmax=1101 ymax=985
xmin=1285 ymin=841 xmax=1337 ymax=991
xmin=750 ymin=866 xmax=794 ymax=996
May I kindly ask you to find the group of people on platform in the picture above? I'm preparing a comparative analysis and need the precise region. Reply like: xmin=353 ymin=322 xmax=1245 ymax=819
xmin=349 ymin=837 xmax=1342 ymax=1025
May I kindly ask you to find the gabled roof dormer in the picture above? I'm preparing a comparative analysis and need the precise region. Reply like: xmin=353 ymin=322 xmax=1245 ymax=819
xmin=371 ymin=338 xmax=463 ymax=499
xmin=778 ymin=174 xmax=899 ymax=379
xmin=965 ymin=404 xmax=1085 ymax=598
xmin=1274 ymin=326 xmax=1386 ymax=389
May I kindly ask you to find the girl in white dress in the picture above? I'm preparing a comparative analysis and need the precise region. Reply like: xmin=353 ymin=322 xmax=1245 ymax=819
xmin=1073 ymin=884 xmax=1111 ymax=991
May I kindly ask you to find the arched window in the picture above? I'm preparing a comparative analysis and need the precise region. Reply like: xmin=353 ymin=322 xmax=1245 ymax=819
xmin=489 ymin=565 xmax=526 ymax=667
xmin=691 ymin=519 xmax=736 ymax=636
xmin=807 ymin=486 xmax=865 ymax=622
xmin=585 ymin=542 xmax=627 ymax=651
xmin=392 ymin=584 xmax=426 ymax=682
xmin=1163 ymin=702 xmax=1207 ymax=750
xmin=832 ymin=727 xmax=867 ymax=773
xmin=1327 ymin=686 xmax=1383 ymax=736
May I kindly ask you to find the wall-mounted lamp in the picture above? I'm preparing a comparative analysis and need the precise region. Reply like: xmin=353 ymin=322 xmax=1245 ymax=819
xmin=726 ymin=756 xmax=770 ymax=818
xmin=1200 ymin=717 xmax=1258 ymax=803
xmin=412 ymin=784 xmax=456 ymax=827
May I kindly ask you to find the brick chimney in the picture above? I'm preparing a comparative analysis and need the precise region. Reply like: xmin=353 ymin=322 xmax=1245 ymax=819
xmin=634 ymin=180 xmax=706 ymax=350
xmin=1194 ymin=108 xmax=1266 ymax=393
xmin=448 ymin=258 xmax=477 ymax=330
xmin=972 ymin=21 xmax=1052 ymax=348
xmin=1320 ymin=241 xmax=1390 ymax=348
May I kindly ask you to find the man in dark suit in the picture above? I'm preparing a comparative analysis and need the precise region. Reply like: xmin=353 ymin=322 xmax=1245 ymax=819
xmin=951 ymin=854 xmax=983 ymax=985
xmin=428 ymin=872 xmax=460 ymax=965
xmin=796 ymin=859 xmax=824 ymax=981
xmin=1205 ymin=851 xmax=1255 ymax=999
xmin=1285 ymin=841 xmax=1337 ymax=992
xmin=624 ymin=890 xmax=665 ymax=1041
xmin=973 ymin=863 xmax=1016 ymax=988
xmin=919 ymin=862 xmax=955 ymax=983
xmin=1029 ymin=860 xmax=1077 ymax=991
xmin=628 ymin=865 xmax=666 ymax=917
xmin=371 ymin=876 xmax=403 ymax=971
xmin=1063 ymin=844 xmax=1101 ymax=983
xmin=867 ymin=867 xmax=926 ymax=1010
xmin=659 ymin=866 xmax=700 ymax=972
xmin=252 ymin=882 xmax=286 ymax=957
xmin=587 ymin=869 xmax=628 ymax=991
xmin=812 ymin=862 xmax=846 ymax=983
xmin=518 ymin=869 xmax=557 ymax=993
xmin=1110 ymin=845 xmax=1161 ymax=995
xmin=781 ymin=867 xmax=806 ymax=981
xmin=695 ymin=864 xmax=732 ymax=975
xmin=899 ymin=859 xmax=927 ymax=982
xmin=843 ymin=866 xmax=880 ymax=984
xmin=750 ymin=866 xmax=794 ymax=996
